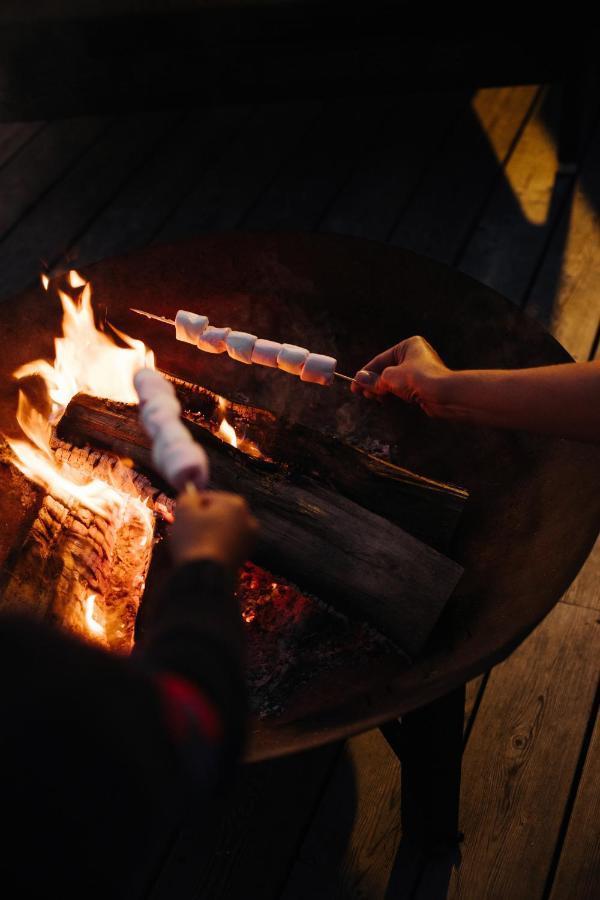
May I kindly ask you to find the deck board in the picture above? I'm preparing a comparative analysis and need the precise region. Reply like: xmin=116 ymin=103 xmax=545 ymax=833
xmin=389 ymin=85 xmax=539 ymax=263
xmin=549 ymin=704 xmax=600 ymax=900
xmin=157 ymin=101 xmax=320 ymax=241
xmin=444 ymin=603 xmax=599 ymax=900
xmin=0 ymin=112 xmax=180 ymax=300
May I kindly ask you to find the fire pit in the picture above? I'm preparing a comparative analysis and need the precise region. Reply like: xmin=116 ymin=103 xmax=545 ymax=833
xmin=0 ymin=233 xmax=598 ymax=763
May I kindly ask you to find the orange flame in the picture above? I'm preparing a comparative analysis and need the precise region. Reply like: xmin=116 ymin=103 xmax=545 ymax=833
xmin=3 ymin=276 xmax=156 ymax=640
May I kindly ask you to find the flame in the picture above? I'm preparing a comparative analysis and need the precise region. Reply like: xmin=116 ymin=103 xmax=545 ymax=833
xmin=41 ymin=273 xmax=49 ymax=291
xmin=214 ymin=396 xmax=263 ymax=458
xmin=85 ymin=594 xmax=105 ymax=640
xmin=68 ymin=269 xmax=87 ymax=288
xmin=217 ymin=416 xmax=238 ymax=448
xmin=3 ymin=274 xmax=156 ymax=640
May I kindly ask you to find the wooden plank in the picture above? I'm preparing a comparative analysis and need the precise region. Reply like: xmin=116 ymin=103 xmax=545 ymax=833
xmin=524 ymin=121 xmax=600 ymax=360
xmin=318 ymin=90 xmax=467 ymax=242
xmin=560 ymin=535 xmax=600 ymax=611
xmin=0 ymin=111 xmax=177 ymax=300
xmin=67 ymin=105 xmax=251 ymax=269
xmin=458 ymin=85 xmax=571 ymax=304
xmin=157 ymin=101 xmax=321 ymax=242
xmin=280 ymin=676 xmax=485 ymax=900
xmin=439 ymin=602 xmax=599 ymax=900
xmin=549 ymin=705 xmax=600 ymax=900
xmin=243 ymin=97 xmax=391 ymax=233
xmin=389 ymin=85 xmax=539 ymax=263
xmin=0 ymin=120 xmax=43 ymax=169
xmin=280 ymin=730 xmax=407 ymax=900
xmin=0 ymin=117 xmax=108 ymax=238
xmin=149 ymin=745 xmax=339 ymax=900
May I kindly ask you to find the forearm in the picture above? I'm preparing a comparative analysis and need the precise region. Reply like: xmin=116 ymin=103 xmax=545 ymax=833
xmin=434 ymin=361 xmax=600 ymax=442
xmin=135 ymin=560 xmax=247 ymax=756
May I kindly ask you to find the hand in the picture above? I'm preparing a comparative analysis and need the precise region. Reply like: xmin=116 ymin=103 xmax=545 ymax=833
xmin=169 ymin=490 xmax=258 ymax=572
xmin=351 ymin=336 xmax=452 ymax=416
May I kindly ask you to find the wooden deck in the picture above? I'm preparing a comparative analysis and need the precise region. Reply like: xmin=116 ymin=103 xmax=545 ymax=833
xmin=0 ymin=83 xmax=598 ymax=899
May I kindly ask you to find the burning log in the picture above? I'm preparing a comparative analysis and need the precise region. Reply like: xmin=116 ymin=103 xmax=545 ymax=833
xmin=0 ymin=444 xmax=159 ymax=652
xmin=58 ymin=389 xmax=466 ymax=658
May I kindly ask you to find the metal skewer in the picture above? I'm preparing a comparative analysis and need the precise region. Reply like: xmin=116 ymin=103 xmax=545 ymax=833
xmin=130 ymin=307 xmax=355 ymax=382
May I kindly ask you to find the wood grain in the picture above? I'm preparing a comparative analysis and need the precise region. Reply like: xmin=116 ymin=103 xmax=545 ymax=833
xmin=560 ymin=535 xmax=600 ymax=611
xmin=445 ymin=602 xmax=599 ymax=900
xmin=389 ymin=85 xmax=539 ymax=263
xmin=319 ymin=91 xmax=466 ymax=242
xmin=0 ymin=111 xmax=177 ymax=299
xmin=158 ymin=101 xmax=321 ymax=241
xmin=524 ymin=120 xmax=600 ymax=361
xmin=549 ymin=705 xmax=600 ymax=900
xmin=458 ymin=86 xmax=571 ymax=304
xmin=149 ymin=744 xmax=339 ymax=900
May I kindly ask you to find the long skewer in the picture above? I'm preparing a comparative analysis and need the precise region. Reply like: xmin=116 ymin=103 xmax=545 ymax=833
xmin=130 ymin=308 xmax=355 ymax=383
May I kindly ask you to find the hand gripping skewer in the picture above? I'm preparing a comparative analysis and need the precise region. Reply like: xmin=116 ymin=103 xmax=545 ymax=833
xmin=130 ymin=308 xmax=355 ymax=384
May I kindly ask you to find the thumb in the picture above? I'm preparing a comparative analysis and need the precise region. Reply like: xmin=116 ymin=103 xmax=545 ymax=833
xmin=380 ymin=365 xmax=412 ymax=400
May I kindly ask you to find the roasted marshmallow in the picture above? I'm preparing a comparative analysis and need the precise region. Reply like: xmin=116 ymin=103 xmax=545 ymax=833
xmin=226 ymin=331 xmax=257 ymax=364
xmin=300 ymin=352 xmax=336 ymax=386
xmin=196 ymin=325 xmax=231 ymax=354
xmin=251 ymin=338 xmax=283 ymax=368
xmin=277 ymin=343 xmax=309 ymax=375
xmin=175 ymin=310 xmax=209 ymax=345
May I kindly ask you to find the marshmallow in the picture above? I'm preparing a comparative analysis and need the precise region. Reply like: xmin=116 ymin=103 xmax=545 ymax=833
xmin=134 ymin=368 xmax=177 ymax=405
xmin=175 ymin=310 xmax=209 ymax=345
xmin=277 ymin=343 xmax=309 ymax=375
xmin=154 ymin=439 xmax=209 ymax=492
xmin=196 ymin=325 xmax=231 ymax=354
xmin=134 ymin=368 xmax=210 ymax=491
xmin=251 ymin=338 xmax=283 ymax=368
xmin=141 ymin=394 xmax=181 ymax=439
xmin=226 ymin=331 xmax=257 ymax=364
xmin=300 ymin=353 xmax=336 ymax=386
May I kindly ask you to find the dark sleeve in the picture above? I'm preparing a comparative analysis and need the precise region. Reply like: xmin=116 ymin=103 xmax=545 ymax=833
xmin=134 ymin=559 xmax=247 ymax=768
xmin=0 ymin=561 xmax=246 ymax=899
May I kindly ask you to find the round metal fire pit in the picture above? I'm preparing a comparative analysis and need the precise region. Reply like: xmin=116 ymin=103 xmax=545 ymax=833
xmin=0 ymin=232 xmax=598 ymax=761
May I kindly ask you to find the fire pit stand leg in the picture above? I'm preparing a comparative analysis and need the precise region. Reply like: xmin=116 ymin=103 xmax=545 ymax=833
xmin=380 ymin=684 xmax=466 ymax=851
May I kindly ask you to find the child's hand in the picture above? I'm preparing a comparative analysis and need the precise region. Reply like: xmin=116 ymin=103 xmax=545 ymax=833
xmin=170 ymin=490 xmax=258 ymax=572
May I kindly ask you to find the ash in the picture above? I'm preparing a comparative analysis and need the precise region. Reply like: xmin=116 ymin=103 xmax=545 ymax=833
xmin=237 ymin=563 xmax=393 ymax=718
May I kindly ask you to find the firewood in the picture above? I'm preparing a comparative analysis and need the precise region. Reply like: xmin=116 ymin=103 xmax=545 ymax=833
xmin=57 ymin=390 xmax=466 ymax=657
xmin=0 ymin=445 xmax=163 ymax=652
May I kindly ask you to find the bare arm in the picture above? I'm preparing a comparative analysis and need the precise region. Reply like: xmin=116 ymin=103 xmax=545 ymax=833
xmin=352 ymin=336 xmax=600 ymax=444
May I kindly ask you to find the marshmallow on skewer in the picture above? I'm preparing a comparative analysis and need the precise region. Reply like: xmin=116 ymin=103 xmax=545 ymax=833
xmin=175 ymin=310 xmax=209 ymax=345
xmin=140 ymin=393 xmax=181 ymax=439
xmin=226 ymin=331 xmax=257 ymax=364
xmin=277 ymin=343 xmax=309 ymax=375
xmin=196 ymin=325 xmax=231 ymax=354
xmin=134 ymin=367 xmax=175 ymax=405
xmin=251 ymin=339 xmax=283 ymax=368
xmin=134 ymin=368 xmax=209 ymax=491
xmin=300 ymin=353 xmax=337 ymax=386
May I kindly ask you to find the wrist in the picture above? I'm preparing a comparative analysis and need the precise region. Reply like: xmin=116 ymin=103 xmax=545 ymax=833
xmin=416 ymin=367 xmax=459 ymax=417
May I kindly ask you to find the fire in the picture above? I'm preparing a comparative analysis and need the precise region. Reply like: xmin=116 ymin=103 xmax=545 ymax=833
xmin=3 ymin=274 xmax=156 ymax=642
xmin=218 ymin=416 xmax=238 ymax=448
xmin=214 ymin=397 xmax=262 ymax=458
xmin=85 ymin=594 xmax=105 ymax=640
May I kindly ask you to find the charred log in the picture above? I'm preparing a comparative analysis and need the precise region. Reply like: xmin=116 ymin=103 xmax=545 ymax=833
xmin=0 ymin=444 xmax=162 ymax=652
